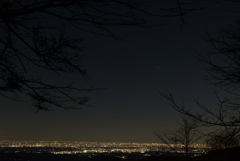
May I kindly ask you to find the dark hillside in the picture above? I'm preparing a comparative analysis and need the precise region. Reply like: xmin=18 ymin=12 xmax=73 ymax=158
xmin=139 ymin=156 xmax=182 ymax=161
xmin=0 ymin=152 xmax=85 ymax=161
xmin=1 ymin=147 xmax=240 ymax=161
xmin=193 ymin=147 xmax=240 ymax=161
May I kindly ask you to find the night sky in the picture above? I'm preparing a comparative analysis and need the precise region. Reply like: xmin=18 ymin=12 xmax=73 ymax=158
xmin=0 ymin=1 xmax=238 ymax=143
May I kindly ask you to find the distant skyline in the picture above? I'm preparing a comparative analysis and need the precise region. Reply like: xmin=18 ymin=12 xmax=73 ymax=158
xmin=0 ymin=1 xmax=239 ymax=143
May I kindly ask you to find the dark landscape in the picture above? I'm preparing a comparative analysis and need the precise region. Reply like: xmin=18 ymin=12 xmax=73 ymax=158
xmin=1 ymin=147 xmax=240 ymax=161
xmin=1 ymin=1 xmax=240 ymax=161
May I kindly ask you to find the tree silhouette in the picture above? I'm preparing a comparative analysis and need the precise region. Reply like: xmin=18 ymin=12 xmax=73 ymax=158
xmin=206 ymin=126 xmax=240 ymax=149
xmin=0 ymin=0 xmax=201 ymax=110
xmin=155 ymin=116 xmax=202 ymax=156
xmin=0 ymin=0 xmax=201 ymax=111
xmin=163 ymin=19 xmax=240 ymax=127
xmin=162 ymin=0 xmax=240 ymax=149
xmin=0 ymin=1 xmax=152 ymax=111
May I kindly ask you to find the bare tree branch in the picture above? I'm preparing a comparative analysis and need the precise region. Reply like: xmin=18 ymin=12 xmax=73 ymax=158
xmin=0 ymin=0 xmax=201 ymax=110
xmin=155 ymin=116 xmax=202 ymax=156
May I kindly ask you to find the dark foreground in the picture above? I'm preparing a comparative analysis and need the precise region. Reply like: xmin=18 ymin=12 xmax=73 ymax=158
xmin=0 ymin=147 xmax=239 ymax=161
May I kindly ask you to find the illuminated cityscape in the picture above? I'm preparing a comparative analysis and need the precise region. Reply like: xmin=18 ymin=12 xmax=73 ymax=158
xmin=0 ymin=140 xmax=208 ymax=158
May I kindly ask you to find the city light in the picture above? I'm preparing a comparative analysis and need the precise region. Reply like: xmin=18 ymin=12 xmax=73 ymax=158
xmin=0 ymin=140 xmax=208 ymax=157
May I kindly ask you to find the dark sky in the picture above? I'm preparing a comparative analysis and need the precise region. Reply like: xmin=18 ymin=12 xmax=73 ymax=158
xmin=0 ymin=1 xmax=238 ymax=143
